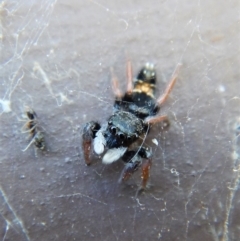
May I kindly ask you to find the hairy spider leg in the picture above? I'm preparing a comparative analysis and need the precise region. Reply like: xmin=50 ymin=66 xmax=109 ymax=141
xmin=119 ymin=147 xmax=152 ymax=189
xmin=144 ymin=64 xmax=181 ymax=125
xmin=111 ymin=67 xmax=122 ymax=99
xmin=144 ymin=115 xmax=168 ymax=125
xmin=126 ymin=60 xmax=133 ymax=95
xmin=111 ymin=60 xmax=134 ymax=99
xmin=119 ymin=158 xmax=141 ymax=182
xmin=82 ymin=121 xmax=101 ymax=165
xmin=156 ymin=63 xmax=181 ymax=107
xmin=82 ymin=140 xmax=91 ymax=165
xmin=141 ymin=159 xmax=152 ymax=189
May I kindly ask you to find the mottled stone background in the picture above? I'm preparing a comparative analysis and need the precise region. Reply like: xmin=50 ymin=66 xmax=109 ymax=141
xmin=0 ymin=0 xmax=239 ymax=240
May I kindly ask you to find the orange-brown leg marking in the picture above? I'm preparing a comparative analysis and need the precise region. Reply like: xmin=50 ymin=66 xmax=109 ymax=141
xmin=145 ymin=115 xmax=168 ymax=125
xmin=82 ymin=140 xmax=92 ymax=165
xmin=120 ymin=168 xmax=132 ymax=182
xmin=156 ymin=63 xmax=182 ymax=107
xmin=126 ymin=60 xmax=133 ymax=95
xmin=119 ymin=160 xmax=141 ymax=183
xmin=111 ymin=67 xmax=122 ymax=99
xmin=82 ymin=121 xmax=101 ymax=165
xmin=141 ymin=159 xmax=152 ymax=189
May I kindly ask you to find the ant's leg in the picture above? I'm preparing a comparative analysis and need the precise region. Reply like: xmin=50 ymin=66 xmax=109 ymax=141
xmin=156 ymin=64 xmax=181 ymax=107
xmin=21 ymin=121 xmax=37 ymax=133
xmin=82 ymin=121 xmax=101 ymax=165
xmin=22 ymin=136 xmax=36 ymax=152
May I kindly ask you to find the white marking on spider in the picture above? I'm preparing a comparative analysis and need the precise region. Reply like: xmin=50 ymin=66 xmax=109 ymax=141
xmin=152 ymin=138 xmax=158 ymax=146
xmin=145 ymin=62 xmax=154 ymax=70
xmin=93 ymin=131 xmax=106 ymax=155
xmin=102 ymin=147 xmax=127 ymax=164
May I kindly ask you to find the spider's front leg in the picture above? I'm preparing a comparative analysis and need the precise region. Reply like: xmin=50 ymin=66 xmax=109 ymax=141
xmin=82 ymin=121 xmax=101 ymax=165
xmin=119 ymin=147 xmax=152 ymax=190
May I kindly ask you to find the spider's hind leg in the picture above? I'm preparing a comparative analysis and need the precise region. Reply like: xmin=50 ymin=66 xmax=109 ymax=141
xmin=155 ymin=63 xmax=181 ymax=108
xmin=126 ymin=60 xmax=133 ymax=95
xmin=82 ymin=121 xmax=101 ymax=165
xmin=111 ymin=60 xmax=133 ymax=100
xmin=144 ymin=64 xmax=181 ymax=125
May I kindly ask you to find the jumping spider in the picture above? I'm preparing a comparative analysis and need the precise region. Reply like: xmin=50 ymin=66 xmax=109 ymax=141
xmin=82 ymin=61 xmax=180 ymax=190
xmin=22 ymin=107 xmax=45 ymax=151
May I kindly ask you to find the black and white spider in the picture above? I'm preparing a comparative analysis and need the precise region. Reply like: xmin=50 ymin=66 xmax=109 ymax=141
xmin=82 ymin=61 xmax=180 ymax=189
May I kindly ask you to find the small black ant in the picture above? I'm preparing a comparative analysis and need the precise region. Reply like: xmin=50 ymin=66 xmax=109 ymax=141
xmin=22 ymin=107 xmax=45 ymax=152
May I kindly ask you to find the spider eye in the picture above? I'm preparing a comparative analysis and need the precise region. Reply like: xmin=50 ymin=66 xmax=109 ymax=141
xmin=108 ymin=120 xmax=112 ymax=125
xmin=127 ymin=136 xmax=132 ymax=141
xmin=118 ymin=132 xmax=125 ymax=140
xmin=110 ymin=126 xmax=117 ymax=134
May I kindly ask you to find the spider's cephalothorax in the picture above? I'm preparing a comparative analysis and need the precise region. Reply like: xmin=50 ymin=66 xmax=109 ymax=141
xmin=82 ymin=61 xmax=179 ymax=190
xmin=106 ymin=111 xmax=146 ymax=147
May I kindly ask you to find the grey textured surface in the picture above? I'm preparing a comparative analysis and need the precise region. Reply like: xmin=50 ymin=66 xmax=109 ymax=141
xmin=0 ymin=0 xmax=239 ymax=240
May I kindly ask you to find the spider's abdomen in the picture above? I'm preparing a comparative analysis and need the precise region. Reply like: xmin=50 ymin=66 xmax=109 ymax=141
xmin=133 ymin=62 xmax=156 ymax=98
xmin=131 ymin=63 xmax=159 ymax=117
xmin=114 ymin=63 xmax=159 ymax=119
